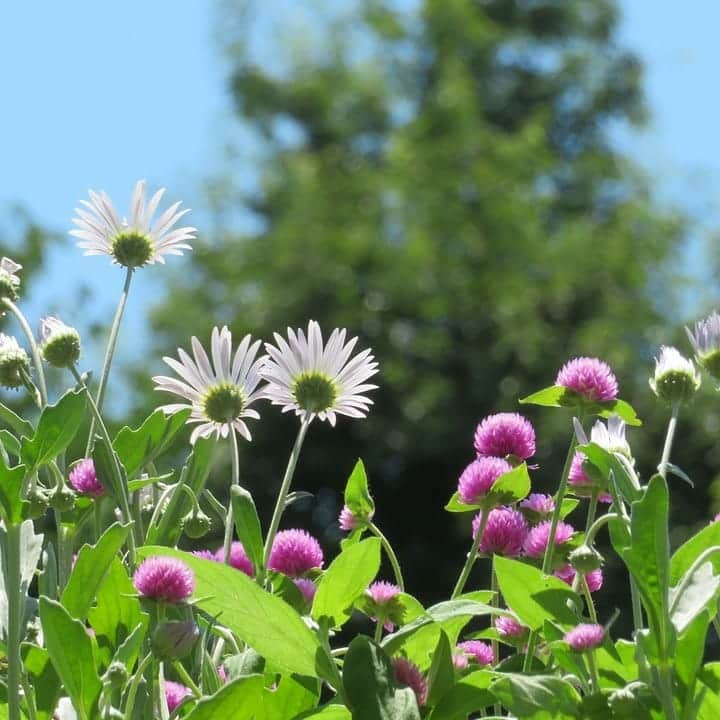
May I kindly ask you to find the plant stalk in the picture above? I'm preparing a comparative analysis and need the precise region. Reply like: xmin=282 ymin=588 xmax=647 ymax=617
xmin=3 ymin=298 xmax=47 ymax=406
xmin=658 ymin=402 xmax=680 ymax=479
xmin=5 ymin=522 xmax=23 ymax=720
xmin=369 ymin=521 xmax=405 ymax=591
xmin=222 ymin=428 xmax=241 ymax=564
xmin=451 ymin=510 xmax=488 ymax=599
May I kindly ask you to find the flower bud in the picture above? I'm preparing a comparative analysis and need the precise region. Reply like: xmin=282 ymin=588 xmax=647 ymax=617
xmin=0 ymin=258 xmax=22 ymax=301
xmin=687 ymin=312 xmax=720 ymax=381
xmin=49 ymin=486 xmax=76 ymax=512
xmin=152 ymin=620 xmax=199 ymax=660
xmin=181 ymin=507 xmax=211 ymax=539
xmin=102 ymin=661 xmax=128 ymax=688
xmin=39 ymin=316 xmax=81 ymax=368
xmin=608 ymin=685 xmax=651 ymax=718
xmin=0 ymin=334 xmax=30 ymax=389
xmin=26 ymin=488 xmax=51 ymax=518
xmin=649 ymin=346 xmax=700 ymax=405
xmin=568 ymin=545 xmax=603 ymax=574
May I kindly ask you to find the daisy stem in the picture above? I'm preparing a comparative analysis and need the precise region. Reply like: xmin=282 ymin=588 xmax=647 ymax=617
xmin=70 ymin=365 xmax=137 ymax=565
xmin=222 ymin=428 xmax=241 ymax=565
xmin=451 ymin=509 xmax=488 ymax=599
xmin=658 ymin=402 xmax=680 ymax=478
xmin=368 ymin=521 xmax=405 ymax=591
xmin=523 ymin=424 xmax=578 ymax=673
xmin=85 ymin=267 xmax=133 ymax=456
xmin=261 ymin=417 xmax=311 ymax=579
xmin=5 ymin=522 xmax=23 ymax=720
xmin=3 ymin=298 xmax=47 ymax=406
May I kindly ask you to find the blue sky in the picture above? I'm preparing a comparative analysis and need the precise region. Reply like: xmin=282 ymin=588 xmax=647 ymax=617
xmin=0 ymin=1 xmax=718 ymax=375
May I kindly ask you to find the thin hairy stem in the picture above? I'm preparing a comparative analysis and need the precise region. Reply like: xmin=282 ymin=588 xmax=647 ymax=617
xmin=223 ymin=428 xmax=241 ymax=564
xmin=369 ymin=522 xmax=405 ymax=591
xmin=452 ymin=510 xmax=488 ymax=599
xmin=3 ymin=298 xmax=47 ymax=406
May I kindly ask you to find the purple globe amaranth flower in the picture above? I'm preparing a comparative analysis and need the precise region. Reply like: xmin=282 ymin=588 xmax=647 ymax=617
xmin=565 ymin=623 xmax=605 ymax=651
xmin=568 ymin=452 xmax=592 ymax=489
xmin=164 ymin=680 xmax=191 ymax=713
xmin=555 ymin=565 xmax=603 ymax=593
xmin=457 ymin=456 xmax=512 ymax=505
xmin=68 ymin=459 xmax=104 ymax=498
xmin=269 ymin=529 xmax=324 ymax=577
xmin=519 ymin=493 xmax=555 ymax=523
xmin=393 ymin=657 xmax=428 ymax=706
xmin=452 ymin=651 xmax=469 ymax=670
xmin=133 ymin=557 xmax=195 ymax=603
xmin=215 ymin=542 xmax=254 ymax=577
xmin=191 ymin=549 xmax=216 ymax=561
xmin=556 ymin=357 xmax=618 ymax=403
xmin=495 ymin=615 xmax=528 ymax=639
xmin=367 ymin=580 xmax=403 ymax=631
xmin=217 ymin=665 xmax=228 ymax=684
xmin=473 ymin=413 xmax=536 ymax=461
xmin=457 ymin=640 xmax=494 ymax=667
xmin=293 ymin=578 xmax=317 ymax=606
xmin=523 ymin=520 xmax=575 ymax=558
xmin=339 ymin=504 xmax=374 ymax=531
xmin=473 ymin=507 xmax=528 ymax=557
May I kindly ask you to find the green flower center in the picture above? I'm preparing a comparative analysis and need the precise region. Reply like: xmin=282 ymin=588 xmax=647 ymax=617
xmin=293 ymin=371 xmax=337 ymax=413
xmin=701 ymin=350 xmax=720 ymax=382
xmin=43 ymin=331 xmax=81 ymax=369
xmin=111 ymin=231 xmax=154 ymax=268
xmin=654 ymin=369 xmax=699 ymax=404
xmin=203 ymin=383 xmax=245 ymax=423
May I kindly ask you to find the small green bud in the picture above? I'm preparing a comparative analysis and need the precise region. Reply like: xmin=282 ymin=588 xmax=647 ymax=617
xmin=103 ymin=661 xmax=128 ymax=688
xmin=608 ymin=685 xmax=647 ymax=717
xmin=650 ymin=346 xmax=700 ymax=405
xmin=568 ymin=545 xmax=603 ymax=574
xmin=26 ymin=488 xmax=51 ymax=518
xmin=39 ymin=317 xmax=81 ymax=368
xmin=0 ymin=334 xmax=30 ymax=389
xmin=0 ymin=258 xmax=22 ymax=301
xmin=181 ymin=507 xmax=211 ymax=539
xmin=49 ymin=486 xmax=76 ymax=512
xmin=152 ymin=621 xmax=199 ymax=660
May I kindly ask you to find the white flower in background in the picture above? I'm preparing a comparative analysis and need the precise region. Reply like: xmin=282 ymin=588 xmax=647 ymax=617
xmin=70 ymin=180 xmax=196 ymax=268
xmin=261 ymin=320 xmax=379 ymax=426
xmin=39 ymin=316 xmax=81 ymax=368
xmin=153 ymin=326 xmax=265 ymax=444
xmin=591 ymin=414 xmax=632 ymax=460
xmin=686 ymin=311 xmax=720 ymax=381
xmin=649 ymin=346 xmax=700 ymax=405
xmin=0 ymin=257 xmax=22 ymax=300
xmin=0 ymin=334 xmax=30 ymax=389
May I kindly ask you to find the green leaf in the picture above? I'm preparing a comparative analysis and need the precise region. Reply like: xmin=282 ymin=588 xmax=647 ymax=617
xmin=183 ymin=674 xmax=264 ymax=720
xmin=113 ymin=408 xmax=191 ymax=479
xmin=670 ymin=561 xmax=720 ymax=633
xmin=675 ymin=611 xmax=710 ymax=704
xmin=445 ymin=464 xmax=531 ymax=512
xmin=598 ymin=399 xmax=642 ymax=427
xmin=494 ymin=556 xmax=579 ymax=630
xmin=519 ymin=385 xmax=568 ymax=407
xmin=0 ymin=454 xmax=26 ymax=524
xmin=91 ymin=434 xmax=126 ymax=506
xmin=621 ymin=475 xmax=672 ymax=656
xmin=343 ymin=636 xmax=421 ymax=720
xmin=231 ymin=486 xmax=264 ymax=573
xmin=296 ymin=706 xmax=351 ymax=720
xmin=577 ymin=442 xmax=641 ymax=503
xmin=0 ymin=430 xmax=20 ymax=458
xmin=22 ymin=644 xmax=61 ymax=720
xmin=145 ymin=437 xmax=216 ymax=546
xmin=127 ymin=472 xmax=174 ymax=493
xmin=0 ymin=402 xmax=32 ymax=437
xmin=425 ymin=631 xmax=454 ymax=707
xmin=88 ymin=558 xmax=147 ymax=664
xmin=61 ymin=522 xmax=131 ymax=620
xmin=313 ymin=538 xmax=381 ymax=627
xmin=258 ymin=674 xmax=320 ymax=719
xmin=671 ymin=521 xmax=720 ymax=585
xmin=138 ymin=547 xmax=322 ymax=677
xmin=39 ymin=597 xmax=102 ymax=720
xmin=427 ymin=670 xmax=493 ymax=719
xmin=344 ymin=459 xmax=375 ymax=517
xmin=21 ymin=389 xmax=86 ymax=471
xmin=490 ymin=674 xmax=582 ymax=720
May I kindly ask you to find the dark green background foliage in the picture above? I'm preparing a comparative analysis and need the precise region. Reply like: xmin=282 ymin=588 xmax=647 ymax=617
xmin=10 ymin=0 xmax=720 ymax=636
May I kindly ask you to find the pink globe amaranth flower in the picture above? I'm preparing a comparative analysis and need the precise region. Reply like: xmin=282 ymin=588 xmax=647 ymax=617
xmin=268 ymin=529 xmax=324 ymax=577
xmin=192 ymin=549 xmax=216 ymax=561
xmin=293 ymin=578 xmax=317 ymax=605
xmin=133 ymin=557 xmax=195 ymax=603
xmin=339 ymin=504 xmax=374 ymax=531
xmin=474 ymin=413 xmax=536 ymax=461
xmin=523 ymin=520 xmax=575 ymax=558
xmin=568 ymin=452 xmax=592 ymax=488
xmin=555 ymin=565 xmax=603 ymax=593
xmin=368 ymin=580 xmax=402 ymax=631
xmin=164 ymin=680 xmax=191 ymax=713
xmin=519 ymin=493 xmax=555 ymax=518
xmin=217 ymin=665 xmax=228 ymax=684
xmin=393 ymin=657 xmax=428 ymax=706
xmin=368 ymin=580 xmax=401 ymax=605
xmin=68 ymin=459 xmax=104 ymax=498
xmin=214 ymin=542 xmax=254 ymax=577
xmin=556 ymin=357 xmax=618 ymax=403
xmin=457 ymin=457 xmax=513 ymax=505
xmin=713 ymin=512 xmax=720 ymax=523
xmin=452 ymin=651 xmax=469 ymax=670
xmin=564 ymin=623 xmax=605 ymax=651
xmin=473 ymin=507 xmax=528 ymax=557
xmin=457 ymin=640 xmax=494 ymax=667
xmin=495 ymin=615 xmax=527 ymax=638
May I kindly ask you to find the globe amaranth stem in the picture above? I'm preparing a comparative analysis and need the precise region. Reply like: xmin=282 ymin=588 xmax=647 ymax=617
xmin=3 ymin=298 xmax=47 ymax=406
xmin=222 ymin=428 xmax=241 ymax=564
xmin=261 ymin=417 xmax=311 ymax=579
xmin=369 ymin=521 xmax=405 ymax=592
xmin=85 ymin=267 xmax=133 ymax=455
xmin=451 ymin=509 xmax=489 ymax=599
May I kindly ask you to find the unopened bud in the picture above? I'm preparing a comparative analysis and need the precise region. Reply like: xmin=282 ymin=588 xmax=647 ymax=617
xmin=103 ymin=661 xmax=128 ymax=688
xmin=568 ymin=545 xmax=603 ymax=574
xmin=650 ymin=346 xmax=700 ymax=405
xmin=181 ymin=508 xmax=211 ymax=539
xmin=152 ymin=620 xmax=199 ymax=660
xmin=49 ymin=486 xmax=76 ymax=512
xmin=39 ymin=316 xmax=81 ymax=369
xmin=0 ymin=334 xmax=30 ymax=389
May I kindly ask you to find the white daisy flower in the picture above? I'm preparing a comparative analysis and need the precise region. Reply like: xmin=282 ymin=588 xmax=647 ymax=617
xmin=261 ymin=320 xmax=379 ymax=426
xmin=152 ymin=326 xmax=265 ymax=444
xmin=70 ymin=180 xmax=196 ymax=268
xmin=650 ymin=346 xmax=700 ymax=404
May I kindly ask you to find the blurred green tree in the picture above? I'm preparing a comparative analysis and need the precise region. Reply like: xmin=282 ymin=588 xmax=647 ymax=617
xmin=144 ymin=0 xmax=715 ymax=626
